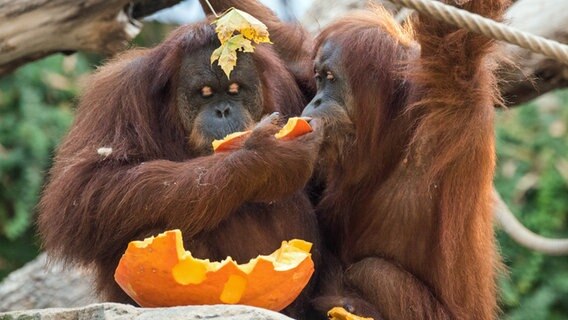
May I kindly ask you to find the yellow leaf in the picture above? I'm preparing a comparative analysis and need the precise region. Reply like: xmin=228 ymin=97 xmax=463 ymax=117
xmin=214 ymin=8 xmax=272 ymax=45
xmin=211 ymin=34 xmax=255 ymax=79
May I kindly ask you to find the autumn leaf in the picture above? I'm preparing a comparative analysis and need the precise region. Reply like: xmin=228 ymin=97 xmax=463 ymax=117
xmin=210 ymin=34 xmax=255 ymax=78
xmin=214 ymin=8 xmax=272 ymax=44
xmin=211 ymin=7 xmax=272 ymax=78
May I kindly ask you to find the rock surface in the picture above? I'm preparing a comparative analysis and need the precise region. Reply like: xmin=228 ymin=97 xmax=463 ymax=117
xmin=0 ymin=256 xmax=294 ymax=319
xmin=0 ymin=253 xmax=99 ymax=312
xmin=0 ymin=303 xmax=294 ymax=320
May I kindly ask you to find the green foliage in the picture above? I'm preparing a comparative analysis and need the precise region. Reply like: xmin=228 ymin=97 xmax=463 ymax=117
xmin=0 ymin=54 xmax=91 ymax=276
xmin=495 ymin=90 xmax=568 ymax=319
xmin=0 ymin=229 xmax=39 ymax=280
xmin=0 ymin=24 xmax=173 ymax=280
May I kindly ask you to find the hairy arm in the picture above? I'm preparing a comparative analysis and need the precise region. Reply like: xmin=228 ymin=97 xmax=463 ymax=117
xmin=38 ymin=124 xmax=320 ymax=264
xmin=403 ymin=1 xmax=509 ymax=318
xmin=345 ymin=258 xmax=449 ymax=320
xmin=37 ymin=54 xmax=321 ymax=267
xmin=410 ymin=0 xmax=509 ymax=176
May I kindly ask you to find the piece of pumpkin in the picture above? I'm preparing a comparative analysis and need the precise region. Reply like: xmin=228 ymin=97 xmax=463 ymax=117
xmin=114 ymin=229 xmax=314 ymax=311
xmin=212 ymin=117 xmax=312 ymax=152
xmin=328 ymin=307 xmax=375 ymax=320
xmin=212 ymin=130 xmax=251 ymax=152
xmin=274 ymin=117 xmax=312 ymax=140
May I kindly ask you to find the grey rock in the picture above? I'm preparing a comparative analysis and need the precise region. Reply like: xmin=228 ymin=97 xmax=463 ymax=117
xmin=0 ymin=253 xmax=100 ymax=312
xmin=0 ymin=303 xmax=294 ymax=320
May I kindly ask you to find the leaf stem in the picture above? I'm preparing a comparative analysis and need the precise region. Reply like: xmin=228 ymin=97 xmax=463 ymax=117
xmin=203 ymin=0 xmax=219 ymax=17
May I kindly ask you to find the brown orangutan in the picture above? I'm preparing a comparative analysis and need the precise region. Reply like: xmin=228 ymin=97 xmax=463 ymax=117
xmin=37 ymin=6 xmax=323 ymax=318
xmin=303 ymin=0 xmax=509 ymax=319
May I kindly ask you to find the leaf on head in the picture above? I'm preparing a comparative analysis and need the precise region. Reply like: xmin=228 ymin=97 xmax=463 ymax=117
xmin=211 ymin=8 xmax=272 ymax=78
xmin=210 ymin=35 xmax=255 ymax=78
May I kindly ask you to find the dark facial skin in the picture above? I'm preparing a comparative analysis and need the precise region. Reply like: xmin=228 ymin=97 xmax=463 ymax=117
xmin=177 ymin=45 xmax=264 ymax=154
xmin=302 ymin=41 xmax=355 ymax=170
xmin=302 ymin=42 xmax=350 ymax=118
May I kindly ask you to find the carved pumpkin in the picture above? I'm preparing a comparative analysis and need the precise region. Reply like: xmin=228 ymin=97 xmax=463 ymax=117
xmin=114 ymin=229 xmax=314 ymax=310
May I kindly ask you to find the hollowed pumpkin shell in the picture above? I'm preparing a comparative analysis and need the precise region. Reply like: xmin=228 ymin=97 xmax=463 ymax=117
xmin=114 ymin=229 xmax=314 ymax=311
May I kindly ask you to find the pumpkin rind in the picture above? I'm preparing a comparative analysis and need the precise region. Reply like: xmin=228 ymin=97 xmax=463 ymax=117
xmin=274 ymin=117 xmax=312 ymax=140
xmin=212 ymin=117 xmax=312 ymax=153
xmin=212 ymin=130 xmax=251 ymax=152
xmin=114 ymin=229 xmax=314 ymax=310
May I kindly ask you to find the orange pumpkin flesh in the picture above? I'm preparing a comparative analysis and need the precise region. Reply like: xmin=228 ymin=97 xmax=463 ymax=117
xmin=274 ymin=117 xmax=312 ymax=140
xmin=328 ymin=307 xmax=375 ymax=320
xmin=212 ymin=117 xmax=312 ymax=152
xmin=114 ymin=229 xmax=314 ymax=311
xmin=212 ymin=130 xmax=251 ymax=152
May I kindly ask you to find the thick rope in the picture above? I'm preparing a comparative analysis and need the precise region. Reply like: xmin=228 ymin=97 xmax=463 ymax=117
xmin=390 ymin=0 xmax=568 ymax=65
xmin=494 ymin=190 xmax=568 ymax=255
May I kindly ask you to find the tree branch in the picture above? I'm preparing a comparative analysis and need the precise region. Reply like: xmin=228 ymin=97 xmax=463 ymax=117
xmin=499 ymin=0 xmax=568 ymax=106
xmin=0 ymin=0 xmax=181 ymax=76
xmin=130 ymin=0 xmax=182 ymax=19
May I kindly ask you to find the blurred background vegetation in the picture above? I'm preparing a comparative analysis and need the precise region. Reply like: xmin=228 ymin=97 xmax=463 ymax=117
xmin=0 ymin=23 xmax=175 ymax=280
xmin=495 ymin=90 xmax=568 ymax=319
xmin=0 ymin=22 xmax=567 ymax=319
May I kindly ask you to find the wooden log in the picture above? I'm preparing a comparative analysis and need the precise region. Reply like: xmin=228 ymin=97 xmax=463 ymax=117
xmin=0 ymin=0 xmax=181 ymax=76
xmin=499 ymin=0 xmax=568 ymax=106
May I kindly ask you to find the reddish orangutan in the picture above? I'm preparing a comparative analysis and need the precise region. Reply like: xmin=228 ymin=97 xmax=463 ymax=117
xmin=37 ymin=4 xmax=322 ymax=318
xmin=303 ymin=1 xmax=509 ymax=319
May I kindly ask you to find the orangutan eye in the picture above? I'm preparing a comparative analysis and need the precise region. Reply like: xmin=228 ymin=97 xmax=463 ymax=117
xmin=314 ymin=71 xmax=322 ymax=81
xmin=228 ymin=83 xmax=239 ymax=95
xmin=201 ymin=86 xmax=213 ymax=98
xmin=326 ymin=71 xmax=335 ymax=81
